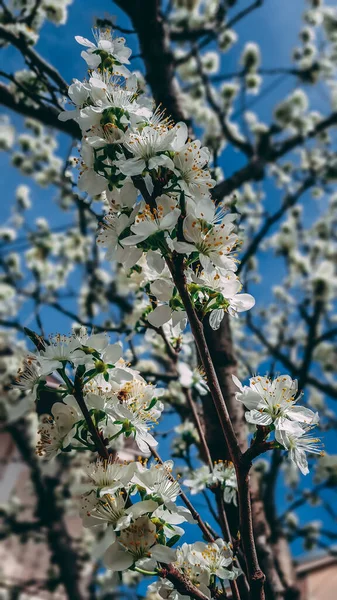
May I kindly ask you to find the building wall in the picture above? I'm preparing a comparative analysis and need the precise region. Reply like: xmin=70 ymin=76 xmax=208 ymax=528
xmin=0 ymin=429 xmax=143 ymax=598
xmin=297 ymin=561 xmax=337 ymax=600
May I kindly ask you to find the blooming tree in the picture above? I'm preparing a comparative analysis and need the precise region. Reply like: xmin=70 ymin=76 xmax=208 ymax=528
xmin=0 ymin=2 xmax=337 ymax=600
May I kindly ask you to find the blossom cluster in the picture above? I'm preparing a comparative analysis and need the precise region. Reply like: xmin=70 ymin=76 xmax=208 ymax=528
xmin=16 ymin=334 xmax=240 ymax=590
xmin=80 ymin=457 xmax=191 ymax=572
xmin=2 ymin=0 xmax=72 ymax=45
xmin=184 ymin=461 xmax=238 ymax=505
xmin=233 ymin=374 xmax=323 ymax=475
xmin=17 ymin=329 xmax=164 ymax=457
xmin=81 ymin=454 xmax=239 ymax=589
xmin=59 ymin=28 xmax=255 ymax=331
xmin=149 ymin=538 xmax=240 ymax=600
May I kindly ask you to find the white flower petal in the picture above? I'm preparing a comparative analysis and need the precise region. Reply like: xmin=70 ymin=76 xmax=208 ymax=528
xmin=92 ymin=527 xmax=116 ymax=559
xmin=232 ymin=375 xmax=244 ymax=392
xmin=128 ymin=499 xmax=158 ymax=519
xmin=151 ymin=544 xmax=177 ymax=564
xmin=103 ymin=544 xmax=133 ymax=572
xmin=147 ymin=305 xmax=172 ymax=328
xmin=75 ymin=36 xmax=95 ymax=48
xmin=209 ymin=309 xmax=224 ymax=330
xmin=104 ymin=343 xmax=123 ymax=364
xmin=245 ymin=410 xmax=273 ymax=426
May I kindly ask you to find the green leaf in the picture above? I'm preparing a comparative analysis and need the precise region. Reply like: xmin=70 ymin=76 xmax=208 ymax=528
xmin=156 ymin=529 xmax=166 ymax=546
xmin=166 ymin=535 xmax=181 ymax=548
xmin=145 ymin=397 xmax=158 ymax=411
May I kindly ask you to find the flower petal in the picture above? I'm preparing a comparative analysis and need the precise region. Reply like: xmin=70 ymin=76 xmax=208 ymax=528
xmin=151 ymin=544 xmax=177 ymax=564
xmin=92 ymin=527 xmax=116 ymax=559
xmin=245 ymin=410 xmax=273 ymax=426
xmin=104 ymin=343 xmax=123 ymax=364
xmin=147 ymin=305 xmax=172 ymax=328
xmin=103 ymin=544 xmax=133 ymax=572
xmin=127 ymin=499 xmax=158 ymax=519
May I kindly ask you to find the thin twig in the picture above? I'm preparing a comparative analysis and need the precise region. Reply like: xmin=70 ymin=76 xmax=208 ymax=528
xmin=150 ymin=447 xmax=216 ymax=543
xmin=73 ymin=375 xmax=109 ymax=459
xmin=183 ymin=387 xmax=213 ymax=471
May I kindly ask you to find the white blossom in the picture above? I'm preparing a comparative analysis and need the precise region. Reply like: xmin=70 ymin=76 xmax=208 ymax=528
xmin=103 ymin=516 xmax=176 ymax=571
xmin=36 ymin=403 xmax=77 ymax=459
xmin=233 ymin=374 xmax=318 ymax=433
xmin=75 ymin=30 xmax=132 ymax=77
xmin=276 ymin=424 xmax=323 ymax=475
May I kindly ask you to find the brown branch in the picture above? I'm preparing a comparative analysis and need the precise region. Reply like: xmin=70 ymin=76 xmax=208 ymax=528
xmin=158 ymin=564 xmax=215 ymax=600
xmin=25 ymin=0 xmax=43 ymax=26
xmin=73 ymin=374 xmax=110 ymax=459
xmin=203 ymin=315 xmax=248 ymax=454
xmin=247 ymin=314 xmax=337 ymax=400
xmin=315 ymin=326 xmax=337 ymax=345
xmin=212 ymin=488 xmax=244 ymax=600
xmin=141 ymin=318 xmax=178 ymax=363
xmin=226 ymin=0 xmax=264 ymax=30
xmin=297 ymin=297 xmax=324 ymax=391
xmin=277 ymin=483 xmax=326 ymax=524
xmin=242 ymin=441 xmax=276 ymax=466
xmin=194 ymin=50 xmax=253 ymax=157
xmin=0 ymin=24 xmax=69 ymax=95
xmin=212 ymin=111 xmax=337 ymax=202
xmin=150 ymin=447 xmax=215 ymax=543
xmin=0 ymin=82 xmax=81 ymax=138
xmin=238 ymin=175 xmax=317 ymax=274
xmin=170 ymin=26 xmax=217 ymax=42
xmin=164 ymin=255 xmax=265 ymax=599
xmin=183 ymin=387 xmax=214 ymax=471
xmin=173 ymin=1 xmax=264 ymax=65
xmin=95 ymin=18 xmax=136 ymax=35
xmin=48 ymin=302 xmax=125 ymax=334
xmin=113 ymin=0 xmax=187 ymax=124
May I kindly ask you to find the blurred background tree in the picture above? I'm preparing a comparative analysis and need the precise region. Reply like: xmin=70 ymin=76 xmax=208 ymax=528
xmin=0 ymin=1 xmax=337 ymax=599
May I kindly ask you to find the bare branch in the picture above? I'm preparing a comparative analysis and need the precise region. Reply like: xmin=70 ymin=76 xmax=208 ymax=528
xmin=238 ymin=174 xmax=317 ymax=274
xmin=113 ymin=0 xmax=187 ymax=124
xmin=0 ymin=82 xmax=81 ymax=138
xmin=0 ymin=24 xmax=69 ymax=95
xmin=212 ymin=111 xmax=337 ymax=202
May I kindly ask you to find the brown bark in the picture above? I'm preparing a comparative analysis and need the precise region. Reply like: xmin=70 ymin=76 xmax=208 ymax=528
xmin=204 ymin=315 xmax=292 ymax=599
xmin=204 ymin=315 xmax=248 ymax=453
xmin=113 ymin=0 xmax=188 ymax=125
xmin=250 ymin=471 xmax=286 ymax=599
xmin=7 ymin=420 xmax=84 ymax=600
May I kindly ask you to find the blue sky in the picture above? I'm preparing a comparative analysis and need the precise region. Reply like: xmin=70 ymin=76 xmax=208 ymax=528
xmin=1 ymin=0 xmax=336 ymax=562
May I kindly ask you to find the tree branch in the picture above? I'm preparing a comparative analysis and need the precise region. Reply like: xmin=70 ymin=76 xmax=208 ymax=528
xmin=73 ymin=374 xmax=110 ymax=459
xmin=164 ymin=255 xmax=265 ymax=599
xmin=247 ymin=314 xmax=337 ymax=400
xmin=212 ymin=112 xmax=337 ymax=202
xmin=0 ymin=24 xmax=69 ymax=95
xmin=238 ymin=175 xmax=317 ymax=274
xmin=0 ymin=82 xmax=81 ymax=138
xmin=113 ymin=0 xmax=187 ymax=124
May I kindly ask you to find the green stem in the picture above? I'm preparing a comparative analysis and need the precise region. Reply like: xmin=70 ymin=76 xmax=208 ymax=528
xmin=134 ymin=567 xmax=158 ymax=576
xmin=83 ymin=370 xmax=100 ymax=385
xmin=57 ymin=367 xmax=74 ymax=392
